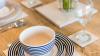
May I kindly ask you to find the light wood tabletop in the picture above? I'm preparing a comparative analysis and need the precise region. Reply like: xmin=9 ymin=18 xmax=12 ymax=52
xmin=0 ymin=0 xmax=100 ymax=56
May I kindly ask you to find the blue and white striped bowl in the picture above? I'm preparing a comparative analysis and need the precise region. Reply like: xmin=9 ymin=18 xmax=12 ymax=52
xmin=8 ymin=33 xmax=74 ymax=56
xmin=22 ymin=40 xmax=55 ymax=56
xmin=19 ymin=26 xmax=55 ymax=56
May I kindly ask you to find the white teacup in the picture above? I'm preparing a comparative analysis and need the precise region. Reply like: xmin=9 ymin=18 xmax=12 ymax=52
xmin=19 ymin=26 xmax=55 ymax=56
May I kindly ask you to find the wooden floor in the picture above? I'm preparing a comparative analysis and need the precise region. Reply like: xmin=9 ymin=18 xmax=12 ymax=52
xmin=0 ymin=0 xmax=100 ymax=56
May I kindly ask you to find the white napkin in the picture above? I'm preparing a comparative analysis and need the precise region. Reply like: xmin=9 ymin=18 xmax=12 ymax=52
xmin=0 ymin=6 xmax=10 ymax=17
xmin=0 ymin=6 xmax=28 ymax=26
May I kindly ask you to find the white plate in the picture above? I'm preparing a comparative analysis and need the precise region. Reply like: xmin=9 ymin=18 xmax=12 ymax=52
xmin=35 ymin=1 xmax=97 ymax=28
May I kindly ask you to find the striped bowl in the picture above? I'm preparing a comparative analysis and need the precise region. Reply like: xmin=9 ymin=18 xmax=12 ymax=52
xmin=19 ymin=26 xmax=55 ymax=56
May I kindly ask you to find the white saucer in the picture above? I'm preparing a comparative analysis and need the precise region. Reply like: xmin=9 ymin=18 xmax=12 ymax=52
xmin=69 ymin=30 xmax=98 ymax=47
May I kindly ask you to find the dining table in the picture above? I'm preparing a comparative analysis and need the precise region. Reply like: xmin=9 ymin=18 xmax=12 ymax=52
xmin=0 ymin=0 xmax=100 ymax=56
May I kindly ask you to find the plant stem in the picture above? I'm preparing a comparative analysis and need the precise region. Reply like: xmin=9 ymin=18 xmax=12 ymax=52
xmin=63 ymin=0 xmax=72 ymax=11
